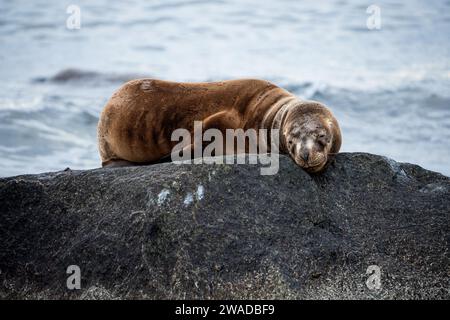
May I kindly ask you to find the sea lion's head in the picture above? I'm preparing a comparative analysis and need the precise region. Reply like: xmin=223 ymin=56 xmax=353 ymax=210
xmin=282 ymin=101 xmax=342 ymax=173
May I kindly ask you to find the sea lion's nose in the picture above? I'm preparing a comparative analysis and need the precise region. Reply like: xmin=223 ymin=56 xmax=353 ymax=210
xmin=301 ymin=150 xmax=309 ymax=162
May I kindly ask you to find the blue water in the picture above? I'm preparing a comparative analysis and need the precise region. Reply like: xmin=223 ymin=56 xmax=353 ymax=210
xmin=0 ymin=0 xmax=449 ymax=177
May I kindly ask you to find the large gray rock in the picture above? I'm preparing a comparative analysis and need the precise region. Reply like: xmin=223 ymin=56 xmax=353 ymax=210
xmin=0 ymin=153 xmax=448 ymax=299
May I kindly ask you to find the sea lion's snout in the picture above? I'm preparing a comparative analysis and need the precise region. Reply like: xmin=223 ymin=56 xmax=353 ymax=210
xmin=300 ymin=149 xmax=309 ymax=162
xmin=289 ymin=137 xmax=328 ymax=173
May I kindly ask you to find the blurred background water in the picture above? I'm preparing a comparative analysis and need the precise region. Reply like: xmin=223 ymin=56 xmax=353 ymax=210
xmin=0 ymin=0 xmax=449 ymax=177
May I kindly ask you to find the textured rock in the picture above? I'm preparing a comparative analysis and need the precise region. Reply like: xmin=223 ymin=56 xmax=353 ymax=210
xmin=0 ymin=153 xmax=449 ymax=299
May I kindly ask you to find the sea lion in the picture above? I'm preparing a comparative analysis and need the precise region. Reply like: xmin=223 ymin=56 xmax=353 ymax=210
xmin=97 ymin=79 xmax=341 ymax=173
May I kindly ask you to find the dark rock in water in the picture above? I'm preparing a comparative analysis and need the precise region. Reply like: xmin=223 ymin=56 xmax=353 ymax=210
xmin=51 ymin=69 xmax=100 ymax=82
xmin=0 ymin=153 xmax=448 ymax=299
xmin=32 ymin=68 xmax=147 ymax=85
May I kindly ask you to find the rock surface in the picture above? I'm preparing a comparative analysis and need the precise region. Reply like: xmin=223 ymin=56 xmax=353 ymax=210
xmin=0 ymin=153 xmax=449 ymax=299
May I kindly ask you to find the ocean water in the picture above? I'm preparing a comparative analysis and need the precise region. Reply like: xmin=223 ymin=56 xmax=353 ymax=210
xmin=0 ymin=0 xmax=449 ymax=177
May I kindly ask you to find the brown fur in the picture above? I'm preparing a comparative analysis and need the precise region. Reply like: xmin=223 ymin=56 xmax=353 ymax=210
xmin=97 ymin=78 xmax=341 ymax=172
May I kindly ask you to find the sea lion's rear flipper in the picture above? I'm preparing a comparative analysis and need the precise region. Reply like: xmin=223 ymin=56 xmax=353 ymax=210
xmin=155 ymin=153 xmax=173 ymax=163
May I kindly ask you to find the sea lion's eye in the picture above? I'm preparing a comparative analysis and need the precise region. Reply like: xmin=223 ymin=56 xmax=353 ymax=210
xmin=317 ymin=135 xmax=327 ymax=146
